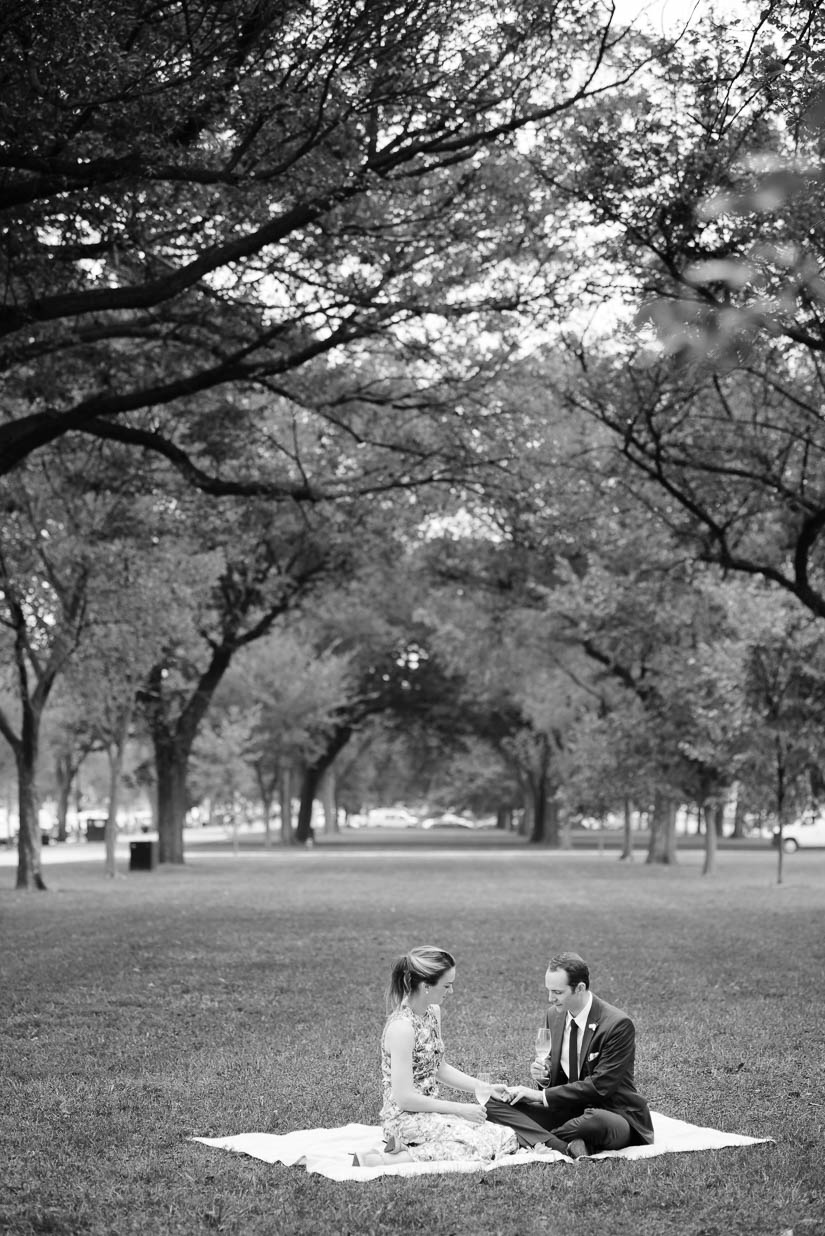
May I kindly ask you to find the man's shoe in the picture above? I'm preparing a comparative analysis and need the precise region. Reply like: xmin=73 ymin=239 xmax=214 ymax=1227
xmin=567 ymin=1138 xmax=589 ymax=1159
xmin=539 ymin=1132 xmax=573 ymax=1156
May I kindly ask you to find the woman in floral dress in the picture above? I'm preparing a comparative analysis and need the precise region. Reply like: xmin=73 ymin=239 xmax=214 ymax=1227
xmin=356 ymin=946 xmax=518 ymax=1166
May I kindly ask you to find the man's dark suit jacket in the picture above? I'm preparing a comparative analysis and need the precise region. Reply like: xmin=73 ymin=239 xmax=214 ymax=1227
xmin=540 ymin=993 xmax=654 ymax=1144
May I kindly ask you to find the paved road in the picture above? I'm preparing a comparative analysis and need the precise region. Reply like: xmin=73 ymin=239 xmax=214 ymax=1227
xmin=0 ymin=823 xmax=779 ymax=867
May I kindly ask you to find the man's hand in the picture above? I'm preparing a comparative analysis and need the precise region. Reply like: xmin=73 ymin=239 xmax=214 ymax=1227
xmin=529 ymin=1059 xmax=550 ymax=1085
xmin=506 ymin=1086 xmax=544 ymax=1106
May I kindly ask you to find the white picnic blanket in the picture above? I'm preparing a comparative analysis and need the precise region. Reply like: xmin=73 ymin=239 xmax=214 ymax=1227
xmin=191 ymin=1112 xmax=771 ymax=1181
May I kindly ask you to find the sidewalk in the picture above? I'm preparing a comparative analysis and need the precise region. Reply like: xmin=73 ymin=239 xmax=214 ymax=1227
xmin=0 ymin=824 xmax=774 ymax=866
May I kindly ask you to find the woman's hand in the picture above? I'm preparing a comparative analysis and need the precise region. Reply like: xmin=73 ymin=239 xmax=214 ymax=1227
xmin=489 ymin=1084 xmax=511 ymax=1101
xmin=457 ymin=1103 xmax=488 ymax=1124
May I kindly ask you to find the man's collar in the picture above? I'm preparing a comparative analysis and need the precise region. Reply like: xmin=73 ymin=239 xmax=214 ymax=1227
xmin=569 ymin=993 xmax=594 ymax=1026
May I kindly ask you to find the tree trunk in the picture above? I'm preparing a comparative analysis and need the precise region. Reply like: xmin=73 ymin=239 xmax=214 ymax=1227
xmin=731 ymin=788 xmax=747 ymax=839
xmin=55 ymin=753 xmax=73 ymax=843
xmin=619 ymin=797 xmax=634 ymax=861
xmin=104 ymin=744 xmax=120 ymax=879
xmin=646 ymin=790 xmax=678 ymax=865
xmin=701 ymin=801 xmax=717 ymax=876
xmin=496 ymin=807 xmax=512 ymax=831
xmin=808 ymin=761 xmax=825 ymax=802
xmin=295 ymin=727 xmax=353 ymax=845
xmin=254 ymin=763 xmax=276 ymax=849
xmin=16 ymin=738 xmax=47 ymax=890
xmin=528 ymin=770 xmax=549 ymax=844
xmin=549 ymin=796 xmax=567 ymax=849
xmin=296 ymin=763 xmax=323 ymax=845
xmin=231 ymin=791 xmax=240 ymax=857
xmin=139 ymin=645 xmax=233 ymax=864
xmin=261 ymin=788 xmax=273 ymax=848
xmin=320 ymin=765 xmax=338 ymax=835
xmin=154 ymin=735 xmax=189 ymax=863
xmin=104 ymin=708 xmax=131 ymax=878
xmin=664 ymin=799 xmax=678 ymax=862
xmin=279 ymin=765 xmax=294 ymax=845
xmin=775 ymin=740 xmax=786 ymax=887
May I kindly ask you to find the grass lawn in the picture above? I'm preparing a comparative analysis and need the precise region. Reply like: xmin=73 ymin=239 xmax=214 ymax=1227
xmin=1 ymin=845 xmax=823 ymax=1236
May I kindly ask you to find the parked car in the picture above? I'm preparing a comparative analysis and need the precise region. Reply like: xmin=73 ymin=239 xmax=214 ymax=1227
xmin=575 ymin=813 xmax=624 ymax=830
xmin=420 ymin=813 xmax=477 ymax=831
xmin=473 ymin=815 xmax=498 ymax=830
xmin=772 ymin=813 xmax=825 ymax=852
xmin=367 ymin=808 xmax=419 ymax=829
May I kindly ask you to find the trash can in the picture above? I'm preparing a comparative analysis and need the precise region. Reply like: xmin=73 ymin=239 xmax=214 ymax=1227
xmin=129 ymin=839 xmax=159 ymax=871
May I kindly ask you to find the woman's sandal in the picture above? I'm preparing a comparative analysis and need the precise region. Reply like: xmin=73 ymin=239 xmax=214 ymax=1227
xmin=352 ymin=1149 xmax=389 ymax=1167
xmin=352 ymin=1136 xmax=410 ymax=1167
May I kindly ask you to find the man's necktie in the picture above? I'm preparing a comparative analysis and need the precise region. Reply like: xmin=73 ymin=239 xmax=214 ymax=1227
xmin=568 ymin=1018 xmax=579 ymax=1082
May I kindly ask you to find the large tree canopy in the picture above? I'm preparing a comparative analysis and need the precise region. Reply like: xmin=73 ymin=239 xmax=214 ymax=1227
xmin=0 ymin=0 xmax=651 ymax=490
xmin=518 ymin=2 xmax=825 ymax=621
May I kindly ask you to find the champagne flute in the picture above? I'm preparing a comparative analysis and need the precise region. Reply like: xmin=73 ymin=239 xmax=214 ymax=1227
xmin=534 ymin=1026 xmax=552 ymax=1074
xmin=474 ymin=1071 xmax=493 ymax=1103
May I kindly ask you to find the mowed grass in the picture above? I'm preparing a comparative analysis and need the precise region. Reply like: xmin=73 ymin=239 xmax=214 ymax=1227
xmin=1 ymin=846 xmax=823 ymax=1236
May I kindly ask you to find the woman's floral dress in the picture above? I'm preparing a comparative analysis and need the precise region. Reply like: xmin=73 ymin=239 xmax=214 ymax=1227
xmin=378 ymin=1004 xmax=518 ymax=1162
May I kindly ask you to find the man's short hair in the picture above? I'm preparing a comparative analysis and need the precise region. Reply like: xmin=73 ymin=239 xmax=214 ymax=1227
xmin=548 ymin=952 xmax=590 ymax=990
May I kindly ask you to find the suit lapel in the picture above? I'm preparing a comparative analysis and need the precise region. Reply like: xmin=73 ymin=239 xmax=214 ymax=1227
xmin=579 ymin=995 xmax=602 ymax=1072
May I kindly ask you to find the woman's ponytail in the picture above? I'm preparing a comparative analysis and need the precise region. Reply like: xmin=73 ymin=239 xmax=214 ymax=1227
xmin=385 ymin=946 xmax=455 ymax=1010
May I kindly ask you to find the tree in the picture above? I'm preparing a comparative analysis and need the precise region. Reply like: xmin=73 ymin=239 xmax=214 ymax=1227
xmin=566 ymin=345 xmax=825 ymax=626
xmin=415 ymin=532 xmax=605 ymax=846
xmin=0 ymin=461 xmax=93 ymax=888
xmin=740 ymin=593 xmax=825 ymax=884
xmin=0 ymin=433 xmax=230 ymax=886
xmin=452 ymin=379 xmax=765 ymax=870
xmin=290 ymin=628 xmax=471 ymax=843
xmin=563 ymin=706 xmax=651 ymax=859
xmin=532 ymin=1 xmax=823 ymax=360
xmin=236 ymin=556 xmax=477 ymax=843
xmin=551 ymin=535 xmax=762 ymax=868
xmin=135 ymin=494 xmax=335 ymax=863
xmin=66 ymin=632 xmax=147 ymax=879
xmin=0 ymin=0 xmax=652 ymax=489
xmin=202 ymin=629 xmax=357 ymax=845
xmin=190 ymin=705 xmax=260 ymax=855
xmin=542 ymin=2 xmax=825 ymax=626
xmin=40 ymin=696 xmax=96 ymax=842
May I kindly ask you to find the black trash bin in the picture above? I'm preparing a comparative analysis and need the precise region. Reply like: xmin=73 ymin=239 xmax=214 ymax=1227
xmin=129 ymin=839 xmax=159 ymax=871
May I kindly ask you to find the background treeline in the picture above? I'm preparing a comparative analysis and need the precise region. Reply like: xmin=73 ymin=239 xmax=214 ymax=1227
xmin=3 ymin=0 xmax=825 ymax=888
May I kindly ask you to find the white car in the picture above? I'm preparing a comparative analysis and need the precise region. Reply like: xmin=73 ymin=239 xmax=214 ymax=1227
xmin=421 ymin=813 xmax=477 ymax=831
xmin=367 ymin=808 xmax=419 ymax=829
xmin=773 ymin=813 xmax=825 ymax=852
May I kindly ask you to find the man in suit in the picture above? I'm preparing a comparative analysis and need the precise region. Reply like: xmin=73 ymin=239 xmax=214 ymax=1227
xmin=484 ymin=951 xmax=654 ymax=1158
